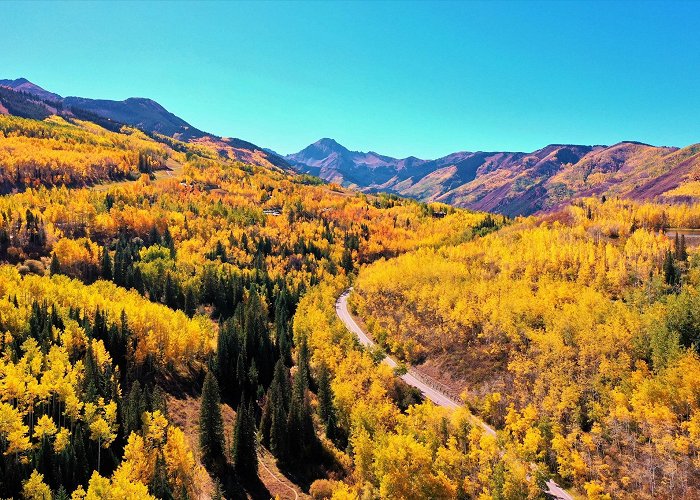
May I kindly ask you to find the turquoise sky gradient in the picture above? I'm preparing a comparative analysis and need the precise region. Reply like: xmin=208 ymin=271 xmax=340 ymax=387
xmin=3 ymin=1 xmax=699 ymax=158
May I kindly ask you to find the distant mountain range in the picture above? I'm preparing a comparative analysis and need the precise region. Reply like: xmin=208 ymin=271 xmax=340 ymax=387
xmin=2 ymin=77 xmax=699 ymax=216
xmin=287 ymin=138 xmax=700 ymax=216
xmin=0 ymin=78 xmax=288 ymax=169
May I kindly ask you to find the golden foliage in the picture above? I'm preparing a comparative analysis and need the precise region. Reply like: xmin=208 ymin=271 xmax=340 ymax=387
xmin=352 ymin=199 xmax=700 ymax=497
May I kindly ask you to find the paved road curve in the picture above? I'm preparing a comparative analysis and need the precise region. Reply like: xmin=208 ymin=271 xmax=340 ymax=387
xmin=336 ymin=290 xmax=465 ymax=410
xmin=335 ymin=288 xmax=573 ymax=500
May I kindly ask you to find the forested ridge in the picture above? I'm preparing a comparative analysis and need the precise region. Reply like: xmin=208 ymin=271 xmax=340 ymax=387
xmin=0 ymin=115 xmax=173 ymax=193
xmin=3 ymin=106 xmax=700 ymax=499
xmin=0 ymin=112 xmax=499 ymax=499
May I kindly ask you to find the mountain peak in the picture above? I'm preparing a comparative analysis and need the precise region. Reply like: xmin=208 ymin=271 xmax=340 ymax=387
xmin=124 ymin=97 xmax=168 ymax=111
xmin=294 ymin=138 xmax=350 ymax=158
xmin=285 ymin=138 xmax=695 ymax=217
xmin=0 ymin=77 xmax=62 ymax=101
xmin=312 ymin=138 xmax=346 ymax=151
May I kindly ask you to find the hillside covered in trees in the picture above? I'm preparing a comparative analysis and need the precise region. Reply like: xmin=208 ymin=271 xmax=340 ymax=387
xmin=7 ymin=0 xmax=700 ymax=495
xmin=352 ymin=197 xmax=700 ymax=498
xmin=0 ymin=78 xmax=287 ymax=171
xmin=0 ymin=110 xmax=501 ymax=499
xmin=3 ymin=88 xmax=700 ymax=499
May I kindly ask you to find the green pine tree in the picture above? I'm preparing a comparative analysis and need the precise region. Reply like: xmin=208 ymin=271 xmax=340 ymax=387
xmin=162 ymin=225 xmax=176 ymax=258
xmin=232 ymin=401 xmax=258 ymax=478
xmin=150 ymin=452 xmax=173 ymax=499
xmin=259 ymin=394 xmax=272 ymax=448
xmin=268 ymin=360 xmax=290 ymax=460
xmin=164 ymin=273 xmax=180 ymax=309
xmin=316 ymin=362 xmax=336 ymax=438
xmin=123 ymin=380 xmax=145 ymax=437
xmin=287 ymin=337 xmax=316 ymax=460
xmin=101 ymin=247 xmax=113 ymax=280
xmin=50 ymin=253 xmax=61 ymax=276
xmin=274 ymin=289 xmax=292 ymax=365
xmin=151 ymin=384 xmax=169 ymax=417
xmin=340 ymin=248 xmax=353 ymax=273
xmin=680 ymin=234 xmax=688 ymax=261
xmin=199 ymin=371 xmax=225 ymax=468
xmin=663 ymin=250 xmax=679 ymax=286
xmin=54 ymin=486 xmax=70 ymax=500
xmin=184 ymin=287 xmax=197 ymax=317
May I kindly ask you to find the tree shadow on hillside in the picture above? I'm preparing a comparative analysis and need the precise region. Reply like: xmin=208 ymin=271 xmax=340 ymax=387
xmin=157 ymin=366 xmax=206 ymax=399
xmin=219 ymin=462 xmax=271 ymax=500
xmin=274 ymin=443 xmax=345 ymax=492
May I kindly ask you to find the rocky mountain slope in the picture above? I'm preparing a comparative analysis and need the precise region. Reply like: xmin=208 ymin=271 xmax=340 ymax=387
xmin=0 ymin=77 xmax=288 ymax=169
xmin=4 ymin=77 xmax=699 ymax=215
xmin=288 ymin=139 xmax=700 ymax=216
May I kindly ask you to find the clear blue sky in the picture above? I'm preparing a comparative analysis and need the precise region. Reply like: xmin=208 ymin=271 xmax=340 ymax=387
xmin=3 ymin=1 xmax=699 ymax=158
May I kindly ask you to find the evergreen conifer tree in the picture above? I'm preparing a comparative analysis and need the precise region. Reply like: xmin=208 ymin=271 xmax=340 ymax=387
xmin=123 ymin=380 xmax=144 ymax=437
xmin=287 ymin=337 xmax=315 ymax=460
xmin=199 ymin=371 xmax=225 ymax=468
xmin=162 ymin=226 xmax=176 ymax=258
xmin=232 ymin=401 xmax=258 ymax=478
xmin=663 ymin=250 xmax=679 ymax=286
xmin=268 ymin=360 xmax=290 ymax=460
xmin=316 ymin=362 xmax=335 ymax=437
xmin=100 ymin=247 xmax=112 ymax=280
xmin=680 ymin=234 xmax=688 ymax=261
xmin=150 ymin=453 xmax=173 ymax=499
xmin=50 ymin=254 xmax=61 ymax=276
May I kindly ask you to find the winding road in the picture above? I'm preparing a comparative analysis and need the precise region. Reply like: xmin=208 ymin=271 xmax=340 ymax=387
xmin=258 ymin=451 xmax=300 ymax=500
xmin=335 ymin=288 xmax=574 ymax=500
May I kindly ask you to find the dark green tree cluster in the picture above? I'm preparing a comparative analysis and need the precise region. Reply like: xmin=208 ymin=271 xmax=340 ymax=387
xmin=25 ymin=301 xmax=63 ymax=353
xmin=0 ymin=210 xmax=48 ymax=262
xmin=663 ymin=249 xmax=681 ymax=287
xmin=232 ymin=400 xmax=258 ymax=478
xmin=315 ymin=362 xmax=339 ymax=442
xmin=199 ymin=371 xmax=226 ymax=469
xmin=340 ymin=231 xmax=363 ymax=274
xmin=260 ymin=338 xmax=319 ymax=465
xmin=198 ymin=370 xmax=259 ymax=487
xmin=274 ymin=287 xmax=293 ymax=366
xmin=50 ymin=253 xmax=62 ymax=276
xmin=100 ymin=247 xmax=112 ymax=280
xmin=665 ymin=288 xmax=700 ymax=352
xmin=286 ymin=338 xmax=317 ymax=459
xmin=215 ymin=287 xmax=275 ymax=403
xmin=663 ymin=234 xmax=689 ymax=288
xmin=103 ymin=230 xmax=195 ymax=315
xmin=111 ymin=236 xmax=144 ymax=292
xmin=205 ymin=240 xmax=228 ymax=263
xmin=0 ymin=86 xmax=54 ymax=121
xmin=260 ymin=360 xmax=291 ymax=459
xmin=122 ymin=381 xmax=168 ymax=439
xmin=23 ymin=209 xmax=47 ymax=252
xmin=290 ymin=236 xmax=329 ymax=262
xmin=0 ymin=228 xmax=9 ymax=261
xmin=675 ymin=233 xmax=688 ymax=262
xmin=0 ymin=302 xmax=154 ymax=499
xmin=201 ymin=266 xmax=245 ymax=317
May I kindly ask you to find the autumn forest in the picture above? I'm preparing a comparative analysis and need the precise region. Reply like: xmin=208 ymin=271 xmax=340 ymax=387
xmin=2 ymin=72 xmax=700 ymax=500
